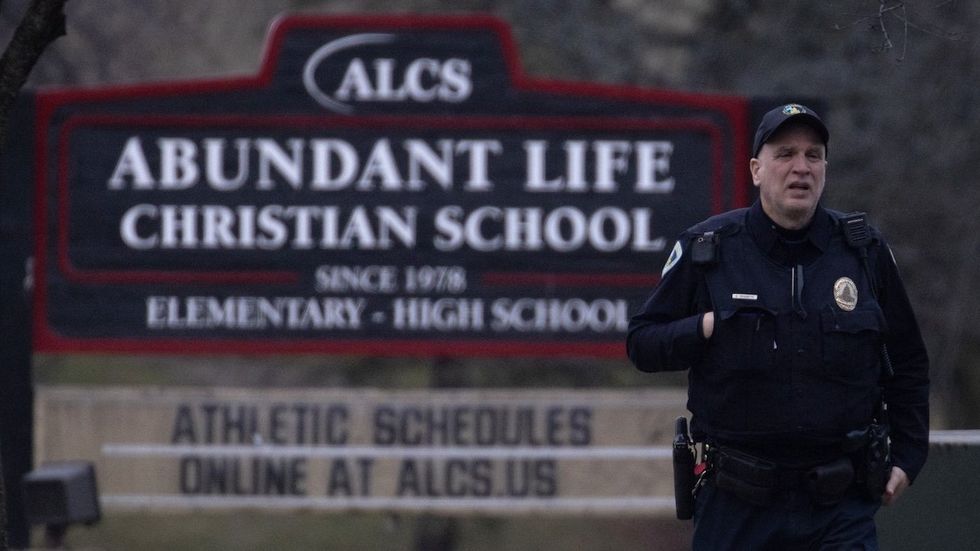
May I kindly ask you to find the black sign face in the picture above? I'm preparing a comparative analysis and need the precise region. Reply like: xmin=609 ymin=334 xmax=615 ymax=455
xmin=34 ymin=15 xmax=752 ymax=356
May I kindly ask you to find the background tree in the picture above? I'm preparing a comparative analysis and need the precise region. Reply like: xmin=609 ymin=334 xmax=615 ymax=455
xmin=0 ymin=0 xmax=67 ymax=547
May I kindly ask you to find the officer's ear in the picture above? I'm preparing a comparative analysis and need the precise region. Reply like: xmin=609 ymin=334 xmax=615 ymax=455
xmin=750 ymin=157 xmax=762 ymax=187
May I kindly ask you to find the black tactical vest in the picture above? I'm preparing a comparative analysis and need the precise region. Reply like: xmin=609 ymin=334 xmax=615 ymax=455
xmin=689 ymin=211 xmax=884 ymax=445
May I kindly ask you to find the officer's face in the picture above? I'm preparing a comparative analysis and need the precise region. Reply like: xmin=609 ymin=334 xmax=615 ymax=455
xmin=750 ymin=123 xmax=827 ymax=229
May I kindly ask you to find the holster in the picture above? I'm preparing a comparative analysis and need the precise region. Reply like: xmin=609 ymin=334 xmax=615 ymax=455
xmin=848 ymin=422 xmax=892 ymax=503
xmin=672 ymin=417 xmax=696 ymax=520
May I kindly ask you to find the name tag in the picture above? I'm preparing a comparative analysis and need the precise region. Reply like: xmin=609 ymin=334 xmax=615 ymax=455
xmin=732 ymin=293 xmax=758 ymax=301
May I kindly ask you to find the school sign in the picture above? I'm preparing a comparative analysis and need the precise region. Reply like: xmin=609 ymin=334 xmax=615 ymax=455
xmin=33 ymin=14 xmax=752 ymax=356
xmin=36 ymin=386 xmax=688 ymax=515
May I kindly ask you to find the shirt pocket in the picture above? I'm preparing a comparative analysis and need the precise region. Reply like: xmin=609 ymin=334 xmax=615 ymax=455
xmin=709 ymin=307 xmax=776 ymax=376
xmin=820 ymin=307 xmax=884 ymax=384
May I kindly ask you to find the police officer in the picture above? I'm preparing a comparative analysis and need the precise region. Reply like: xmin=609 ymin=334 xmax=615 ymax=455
xmin=627 ymin=104 xmax=929 ymax=549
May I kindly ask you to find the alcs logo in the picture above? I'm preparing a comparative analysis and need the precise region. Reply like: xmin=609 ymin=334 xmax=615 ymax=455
xmin=303 ymin=33 xmax=473 ymax=114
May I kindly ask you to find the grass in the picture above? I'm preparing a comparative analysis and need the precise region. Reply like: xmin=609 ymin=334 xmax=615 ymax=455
xmin=42 ymin=511 xmax=691 ymax=551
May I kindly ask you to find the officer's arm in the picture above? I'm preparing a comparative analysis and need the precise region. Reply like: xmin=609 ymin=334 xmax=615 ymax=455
xmin=626 ymin=238 xmax=710 ymax=372
xmin=876 ymin=241 xmax=930 ymax=483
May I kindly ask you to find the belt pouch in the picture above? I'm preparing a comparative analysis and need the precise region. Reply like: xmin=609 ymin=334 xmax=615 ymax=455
xmin=713 ymin=448 xmax=777 ymax=507
xmin=806 ymin=457 xmax=855 ymax=506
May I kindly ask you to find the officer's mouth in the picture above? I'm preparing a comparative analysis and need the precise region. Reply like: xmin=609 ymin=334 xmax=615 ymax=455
xmin=787 ymin=182 xmax=812 ymax=192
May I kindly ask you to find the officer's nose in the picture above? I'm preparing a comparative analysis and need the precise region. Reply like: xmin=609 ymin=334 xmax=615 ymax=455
xmin=791 ymin=153 xmax=811 ymax=173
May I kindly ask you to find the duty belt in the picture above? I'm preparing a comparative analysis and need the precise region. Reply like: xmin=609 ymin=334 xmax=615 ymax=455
xmin=710 ymin=446 xmax=855 ymax=507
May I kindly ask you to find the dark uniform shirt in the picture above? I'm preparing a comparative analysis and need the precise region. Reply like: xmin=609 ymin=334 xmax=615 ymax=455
xmin=627 ymin=201 xmax=930 ymax=479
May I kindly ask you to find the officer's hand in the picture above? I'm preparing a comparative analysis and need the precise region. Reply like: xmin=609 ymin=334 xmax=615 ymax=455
xmin=882 ymin=466 xmax=910 ymax=506
xmin=701 ymin=312 xmax=714 ymax=339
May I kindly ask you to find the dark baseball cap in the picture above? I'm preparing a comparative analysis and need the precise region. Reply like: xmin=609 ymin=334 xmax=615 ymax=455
xmin=752 ymin=103 xmax=829 ymax=157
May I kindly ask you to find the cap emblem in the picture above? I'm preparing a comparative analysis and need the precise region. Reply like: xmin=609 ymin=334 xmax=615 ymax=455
xmin=782 ymin=104 xmax=806 ymax=115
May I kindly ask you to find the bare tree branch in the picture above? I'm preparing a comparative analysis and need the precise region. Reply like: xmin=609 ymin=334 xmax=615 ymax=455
xmin=877 ymin=1 xmax=895 ymax=52
xmin=835 ymin=0 xmax=965 ymax=60
xmin=890 ymin=9 xmax=966 ymax=40
xmin=0 ymin=0 xmax=67 ymax=150
xmin=897 ymin=2 xmax=908 ymax=61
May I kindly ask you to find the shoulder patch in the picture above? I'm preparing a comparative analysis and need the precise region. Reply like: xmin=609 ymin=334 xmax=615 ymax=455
xmin=662 ymin=240 xmax=683 ymax=276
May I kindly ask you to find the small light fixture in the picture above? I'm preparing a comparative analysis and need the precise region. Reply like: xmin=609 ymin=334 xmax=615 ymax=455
xmin=22 ymin=461 xmax=101 ymax=548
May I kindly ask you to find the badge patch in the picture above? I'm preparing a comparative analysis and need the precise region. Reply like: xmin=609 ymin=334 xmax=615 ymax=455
xmin=662 ymin=241 xmax=683 ymax=276
xmin=834 ymin=277 xmax=858 ymax=311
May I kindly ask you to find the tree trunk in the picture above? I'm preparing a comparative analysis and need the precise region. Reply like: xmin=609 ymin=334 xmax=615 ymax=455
xmin=0 ymin=0 xmax=68 ymax=150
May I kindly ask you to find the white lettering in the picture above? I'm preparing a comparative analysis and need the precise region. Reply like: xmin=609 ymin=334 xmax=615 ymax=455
xmin=256 ymin=139 xmax=304 ymax=190
xmin=523 ymin=139 xmax=675 ymax=192
xmin=634 ymin=141 xmax=675 ymax=192
xmin=432 ymin=206 xmax=665 ymax=253
xmin=108 ymin=137 xmax=155 ymax=189
xmin=108 ymin=137 xmax=503 ymax=192
xmin=146 ymin=296 xmax=366 ymax=330
xmin=334 ymin=58 xmax=374 ymax=101
xmin=439 ymin=59 xmax=472 ymax=102
xmin=314 ymin=265 xmax=399 ymax=294
xmin=158 ymin=138 xmax=198 ymax=190
xmin=310 ymin=139 xmax=358 ymax=190
xmin=120 ymin=205 xmax=416 ymax=251
xmin=490 ymin=298 xmax=629 ymax=333
xmin=120 ymin=204 xmax=159 ymax=249
xmin=392 ymin=298 xmax=485 ymax=331
xmin=330 ymin=56 xmax=473 ymax=106
xmin=204 ymin=138 xmax=250 ymax=191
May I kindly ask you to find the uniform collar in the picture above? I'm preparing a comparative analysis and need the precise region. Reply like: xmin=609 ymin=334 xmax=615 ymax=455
xmin=746 ymin=200 xmax=832 ymax=257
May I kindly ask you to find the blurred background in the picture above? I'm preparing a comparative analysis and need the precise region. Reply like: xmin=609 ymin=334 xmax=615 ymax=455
xmin=2 ymin=0 xmax=978 ymax=549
